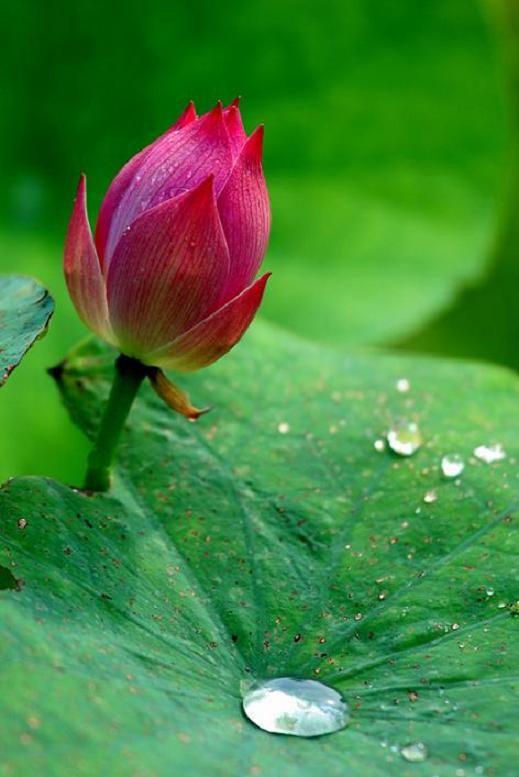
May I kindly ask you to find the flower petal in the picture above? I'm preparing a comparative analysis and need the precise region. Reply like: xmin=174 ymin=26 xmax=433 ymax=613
xmin=64 ymin=175 xmax=111 ymax=339
xmin=146 ymin=272 xmax=270 ymax=371
xmin=102 ymin=103 xmax=233 ymax=264
xmin=147 ymin=368 xmax=210 ymax=419
xmin=223 ymin=100 xmax=247 ymax=159
xmin=170 ymin=100 xmax=198 ymax=130
xmin=217 ymin=125 xmax=271 ymax=300
xmin=95 ymin=102 xmax=197 ymax=267
xmin=106 ymin=175 xmax=231 ymax=358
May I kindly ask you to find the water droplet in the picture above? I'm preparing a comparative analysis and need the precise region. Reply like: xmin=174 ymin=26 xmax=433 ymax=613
xmin=387 ymin=421 xmax=422 ymax=457
xmin=485 ymin=586 xmax=495 ymax=597
xmin=441 ymin=454 xmax=464 ymax=478
xmin=400 ymin=742 xmax=428 ymax=763
xmin=423 ymin=489 xmax=438 ymax=504
xmin=396 ymin=378 xmax=411 ymax=393
xmin=242 ymin=677 xmax=349 ymax=737
xmin=278 ymin=422 xmax=290 ymax=434
xmin=473 ymin=444 xmax=506 ymax=464
xmin=374 ymin=438 xmax=386 ymax=452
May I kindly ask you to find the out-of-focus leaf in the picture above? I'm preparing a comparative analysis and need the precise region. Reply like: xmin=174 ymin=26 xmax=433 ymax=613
xmin=397 ymin=0 xmax=519 ymax=371
xmin=1 ymin=324 xmax=518 ymax=775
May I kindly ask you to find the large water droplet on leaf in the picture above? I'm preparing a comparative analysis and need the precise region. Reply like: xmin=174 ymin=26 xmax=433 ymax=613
xmin=396 ymin=377 xmax=410 ymax=393
xmin=387 ymin=421 xmax=422 ymax=456
xmin=441 ymin=453 xmax=464 ymax=478
xmin=473 ymin=444 xmax=506 ymax=464
xmin=242 ymin=677 xmax=349 ymax=737
xmin=400 ymin=742 xmax=428 ymax=762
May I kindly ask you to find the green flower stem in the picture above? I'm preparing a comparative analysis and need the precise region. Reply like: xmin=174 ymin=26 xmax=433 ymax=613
xmin=84 ymin=354 xmax=148 ymax=492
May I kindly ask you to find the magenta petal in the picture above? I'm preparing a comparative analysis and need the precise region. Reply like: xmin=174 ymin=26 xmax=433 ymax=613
xmin=95 ymin=148 xmax=148 ymax=269
xmin=223 ymin=102 xmax=247 ymax=159
xmin=95 ymin=102 xmax=198 ymax=267
xmin=217 ymin=126 xmax=271 ymax=300
xmin=147 ymin=273 xmax=270 ymax=371
xmin=106 ymin=176 xmax=231 ymax=357
xmin=102 ymin=104 xmax=234 ymax=264
xmin=170 ymin=100 xmax=197 ymax=130
xmin=64 ymin=175 xmax=111 ymax=339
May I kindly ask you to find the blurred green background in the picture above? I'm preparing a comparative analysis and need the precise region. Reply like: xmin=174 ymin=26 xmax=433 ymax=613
xmin=0 ymin=0 xmax=514 ymax=483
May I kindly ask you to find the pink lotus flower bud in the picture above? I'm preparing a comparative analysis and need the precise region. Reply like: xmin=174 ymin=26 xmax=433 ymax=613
xmin=64 ymin=100 xmax=271 ymax=371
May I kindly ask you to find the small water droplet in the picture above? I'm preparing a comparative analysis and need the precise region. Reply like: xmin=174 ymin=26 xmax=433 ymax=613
xmin=374 ymin=438 xmax=386 ymax=452
xmin=400 ymin=742 xmax=428 ymax=763
xmin=423 ymin=489 xmax=438 ymax=504
xmin=486 ymin=586 xmax=495 ymax=597
xmin=473 ymin=444 xmax=506 ymax=464
xmin=387 ymin=421 xmax=422 ymax=457
xmin=278 ymin=422 xmax=290 ymax=434
xmin=441 ymin=454 xmax=464 ymax=478
xmin=396 ymin=378 xmax=410 ymax=393
xmin=242 ymin=677 xmax=349 ymax=737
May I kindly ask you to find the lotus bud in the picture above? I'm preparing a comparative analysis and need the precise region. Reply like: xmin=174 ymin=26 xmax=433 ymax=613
xmin=64 ymin=99 xmax=271 ymax=374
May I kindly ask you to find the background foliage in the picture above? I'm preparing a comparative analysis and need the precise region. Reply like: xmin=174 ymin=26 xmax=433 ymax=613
xmin=0 ymin=0 xmax=511 ymax=482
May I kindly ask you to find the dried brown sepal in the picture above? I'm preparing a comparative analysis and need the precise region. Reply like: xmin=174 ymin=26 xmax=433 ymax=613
xmin=147 ymin=367 xmax=211 ymax=420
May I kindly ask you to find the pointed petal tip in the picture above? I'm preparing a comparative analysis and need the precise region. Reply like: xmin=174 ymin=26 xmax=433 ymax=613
xmin=191 ymin=172 xmax=215 ymax=198
xmin=181 ymin=99 xmax=197 ymax=120
xmin=77 ymin=172 xmax=87 ymax=194
xmin=206 ymin=100 xmax=224 ymax=123
xmin=224 ymin=97 xmax=242 ymax=114
xmin=171 ymin=100 xmax=197 ymax=131
xmin=187 ymin=405 xmax=212 ymax=422
xmin=244 ymin=124 xmax=265 ymax=160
